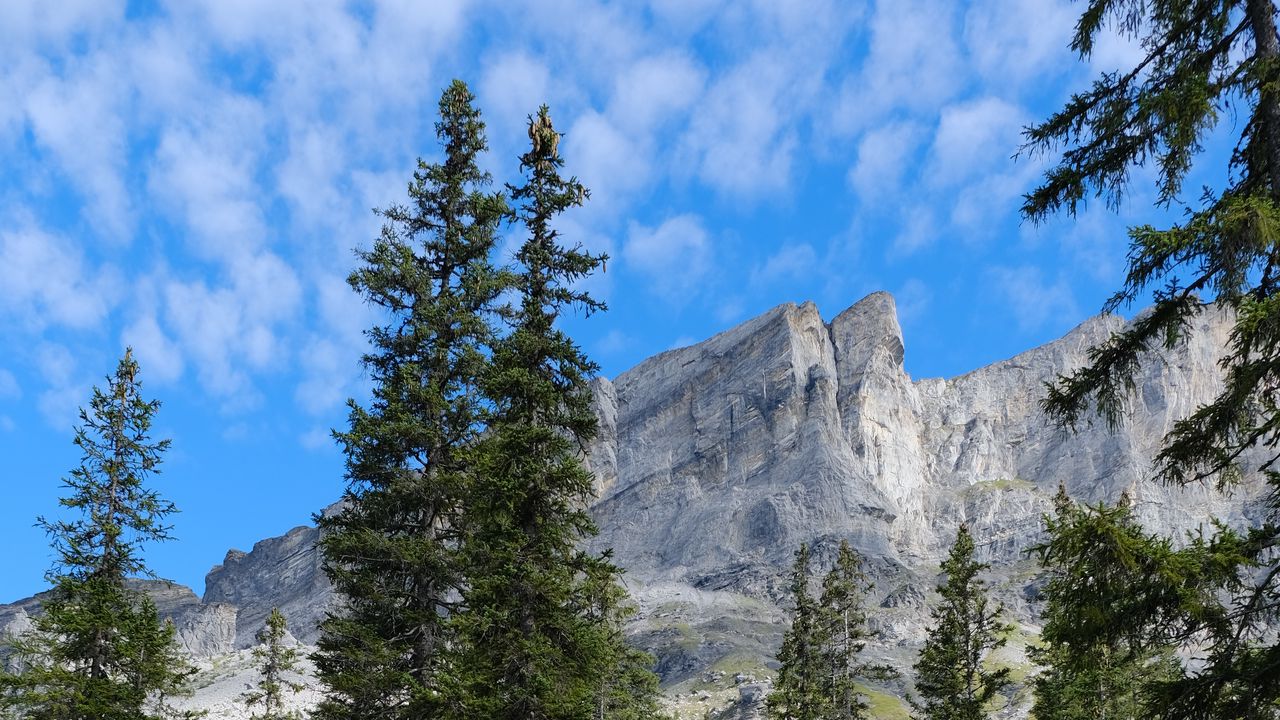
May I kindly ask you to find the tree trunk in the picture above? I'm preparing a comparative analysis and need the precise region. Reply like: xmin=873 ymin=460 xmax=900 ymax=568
xmin=1247 ymin=0 xmax=1280 ymax=200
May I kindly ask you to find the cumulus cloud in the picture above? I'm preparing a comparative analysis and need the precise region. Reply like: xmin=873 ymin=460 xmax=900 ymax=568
xmin=623 ymin=214 xmax=712 ymax=302
xmin=963 ymin=0 xmax=1075 ymax=88
xmin=677 ymin=52 xmax=799 ymax=197
xmin=121 ymin=311 xmax=185 ymax=385
xmin=927 ymin=97 xmax=1027 ymax=187
xmin=752 ymin=244 xmax=819 ymax=287
xmin=848 ymin=122 xmax=925 ymax=201
xmin=832 ymin=0 xmax=964 ymax=134
xmin=0 ymin=222 xmax=120 ymax=331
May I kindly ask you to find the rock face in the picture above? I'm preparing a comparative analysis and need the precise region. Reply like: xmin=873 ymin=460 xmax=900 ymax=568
xmin=203 ymin=523 xmax=333 ymax=648
xmin=2 ymin=293 xmax=1269 ymax=709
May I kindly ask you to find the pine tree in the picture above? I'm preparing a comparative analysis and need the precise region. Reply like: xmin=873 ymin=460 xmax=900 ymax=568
xmin=911 ymin=525 xmax=1010 ymax=720
xmin=313 ymin=79 xmax=507 ymax=720
xmin=1028 ymin=488 xmax=1180 ymax=720
xmin=0 ymin=349 xmax=194 ymax=720
xmin=243 ymin=608 xmax=303 ymax=720
xmin=768 ymin=544 xmax=826 ymax=720
xmin=1023 ymin=2 xmax=1280 ymax=712
xmin=819 ymin=541 xmax=896 ymax=720
xmin=454 ymin=105 xmax=660 ymax=720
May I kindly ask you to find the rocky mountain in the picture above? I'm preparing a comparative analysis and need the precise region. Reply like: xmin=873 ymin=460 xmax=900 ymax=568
xmin=1 ymin=292 xmax=1268 ymax=718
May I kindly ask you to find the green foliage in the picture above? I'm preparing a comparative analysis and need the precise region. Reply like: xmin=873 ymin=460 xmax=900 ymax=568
xmin=769 ymin=545 xmax=826 ymax=720
xmin=452 ymin=105 xmax=661 ymax=720
xmin=769 ymin=542 xmax=891 ymax=720
xmin=1029 ymin=488 xmax=1182 ymax=720
xmin=1025 ymin=1 xmax=1280 ymax=715
xmin=0 ymin=350 xmax=195 ymax=720
xmin=911 ymin=525 xmax=1010 ymax=720
xmin=243 ymin=609 xmax=303 ymax=720
xmin=820 ymin=541 xmax=895 ymax=720
xmin=313 ymin=78 xmax=506 ymax=720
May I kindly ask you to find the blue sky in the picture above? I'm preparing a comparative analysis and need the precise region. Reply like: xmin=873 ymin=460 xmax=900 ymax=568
xmin=0 ymin=0 xmax=1233 ymax=600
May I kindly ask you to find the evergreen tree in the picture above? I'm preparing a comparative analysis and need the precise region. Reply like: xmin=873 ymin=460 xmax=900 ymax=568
xmin=1024 ymin=1 xmax=1280 ymax=712
xmin=0 ymin=349 xmax=193 ymax=720
xmin=454 ymin=105 xmax=659 ymax=720
xmin=243 ymin=608 xmax=303 ymax=720
xmin=313 ymin=79 xmax=506 ymax=720
xmin=817 ymin=541 xmax=894 ymax=720
xmin=1028 ymin=488 xmax=1180 ymax=720
xmin=769 ymin=544 xmax=826 ymax=720
xmin=911 ymin=525 xmax=1010 ymax=720
xmin=1023 ymin=2 xmax=1280 ymax=712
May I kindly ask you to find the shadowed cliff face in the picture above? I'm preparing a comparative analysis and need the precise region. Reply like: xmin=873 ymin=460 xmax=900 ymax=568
xmin=3 ymin=292 xmax=1268 ymax=698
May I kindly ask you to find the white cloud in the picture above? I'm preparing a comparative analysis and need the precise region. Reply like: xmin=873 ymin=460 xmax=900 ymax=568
xmin=848 ymin=122 xmax=925 ymax=200
xmin=0 ymin=222 xmax=120 ymax=330
xmin=677 ymin=52 xmax=799 ymax=196
xmin=480 ymin=50 xmax=553 ymax=150
xmin=595 ymin=329 xmax=633 ymax=357
xmin=24 ymin=52 xmax=132 ymax=241
xmin=34 ymin=342 xmax=86 ymax=430
xmin=894 ymin=278 xmax=932 ymax=324
xmin=623 ymin=214 xmax=712 ymax=302
xmin=927 ymin=97 xmax=1026 ymax=187
xmin=752 ymin=244 xmax=818 ymax=286
xmin=300 ymin=425 xmax=337 ymax=451
xmin=988 ymin=265 xmax=1079 ymax=332
xmin=606 ymin=53 xmax=704 ymax=137
xmin=889 ymin=206 xmax=938 ymax=258
xmin=567 ymin=111 xmax=647 ymax=202
xmin=832 ymin=0 xmax=964 ymax=134
xmin=121 ymin=311 xmax=185 ymax=385
xmin=963 ymin=0 xmax=1074 ymax=88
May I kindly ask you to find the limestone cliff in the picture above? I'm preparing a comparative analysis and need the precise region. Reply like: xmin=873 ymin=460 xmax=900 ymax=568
xmin=2 ymin=293 xmax=1269 ymax=718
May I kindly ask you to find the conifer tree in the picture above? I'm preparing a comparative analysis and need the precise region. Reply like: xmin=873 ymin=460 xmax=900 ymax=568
xmin=768 ymin=544 xmax=826 ymax=720
xmin=817 ymin=541 xmax=895 ymax=720
xmin=0 ymin=349 xmax=193 ymax=720
xmin=454 ymin=105 xmax=659 ymax=720
xmin=243 ymin=608 xmax=303 ymax=720
xmin=911 ymin=525 xmax=1010 ymax=720
xmin=1028 ymin=488 xmax=1180 ymax=720
xmin=313 ymin=79 xmax=506 ymax=720
xmin=1024 ymin=2 xmax=1280 ymax=712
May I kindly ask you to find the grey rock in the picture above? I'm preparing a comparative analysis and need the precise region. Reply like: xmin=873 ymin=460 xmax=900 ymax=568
xmin=203 ymin=523 xmax=333 ymax=648
xmin=3 ymin=293 xmax=1268 ymax=712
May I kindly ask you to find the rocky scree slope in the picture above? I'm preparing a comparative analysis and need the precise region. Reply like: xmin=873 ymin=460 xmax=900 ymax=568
xmin=1 ymin=292 xmax=1268 ymax=717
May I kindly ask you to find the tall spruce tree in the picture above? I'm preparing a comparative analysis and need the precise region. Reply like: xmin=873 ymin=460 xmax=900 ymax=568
xmin=454 ymin=105 xmax=659 ymax=720
xmin=243 ymin=608 xmax=303 ymax=720
xmin=818 ymin=541 xmax=895 ymax=720
xmin=769 ymin=544 xmax=826 ymax=720
xmin=313 ymin=79 xmax=506 ymax=720
xmin=911 ymin=525 xmax=1010 ymax=720
xmin=1024 ymin=1 xmax=1280 ymax=713
xmin=0 ymin=349 xmax=193 ymax=720
xmin=1028 ymin=488 xmax=1180 ymax=720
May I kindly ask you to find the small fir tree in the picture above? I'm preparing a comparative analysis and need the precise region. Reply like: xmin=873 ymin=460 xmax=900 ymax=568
xmin=313 ymin=79 xmax=506 ymax=720
xmin=911 ymin=524 xmax=1011 ymax=720
xmin=0 ymin=349 xmax=194 ymax=720
xmin=768 ymin=544 xmax=826 ymax=720
xmin=243 ymin=608 xmax=303 ymax=720
xmin=818 ymin=541 xmax=896 ymax=720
